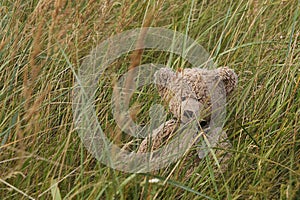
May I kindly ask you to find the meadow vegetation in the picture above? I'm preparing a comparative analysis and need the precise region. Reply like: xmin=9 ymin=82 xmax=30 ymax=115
xmin=0 ymin=0 xmax=299 ymax=199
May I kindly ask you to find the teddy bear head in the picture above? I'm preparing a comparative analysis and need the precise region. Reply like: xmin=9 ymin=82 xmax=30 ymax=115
xmin=154 ymin=67 xmax=238 ymax=123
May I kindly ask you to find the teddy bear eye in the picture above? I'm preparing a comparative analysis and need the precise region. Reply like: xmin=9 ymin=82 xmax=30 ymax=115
xmin=199 ymin=120 xmax=207 ymax=127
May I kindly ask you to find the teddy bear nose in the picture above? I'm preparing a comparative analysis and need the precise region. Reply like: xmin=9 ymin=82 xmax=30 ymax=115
xmin=183 ymin=110 xmax=194 ymax=119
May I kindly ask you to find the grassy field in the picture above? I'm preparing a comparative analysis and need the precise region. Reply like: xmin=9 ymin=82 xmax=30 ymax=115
xmin=0 ymin=0 xmax=299 ymax=199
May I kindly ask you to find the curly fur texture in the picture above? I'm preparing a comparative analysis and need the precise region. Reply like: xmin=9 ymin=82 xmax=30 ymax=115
xmin=138 ymin=67 xmax=238 ymax=177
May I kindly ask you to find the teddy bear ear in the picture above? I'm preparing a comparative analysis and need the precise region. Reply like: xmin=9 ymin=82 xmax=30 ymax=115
xmin=217 ymin=67 xmax=238 ymax=95
xmin=154 ymin=67 xmax=176 ymax=86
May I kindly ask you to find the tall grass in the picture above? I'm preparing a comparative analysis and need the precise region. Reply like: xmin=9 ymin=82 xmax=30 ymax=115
xmin=0 ymin=0 xmax=299 ymax=199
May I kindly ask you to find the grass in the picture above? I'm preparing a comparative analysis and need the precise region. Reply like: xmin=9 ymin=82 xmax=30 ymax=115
xmin=0 ymin=0 xmax=299 ymax=199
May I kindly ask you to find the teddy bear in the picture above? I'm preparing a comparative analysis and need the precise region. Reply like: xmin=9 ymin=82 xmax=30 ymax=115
xmin=137 ymin=66 xmax=238 ymax=176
